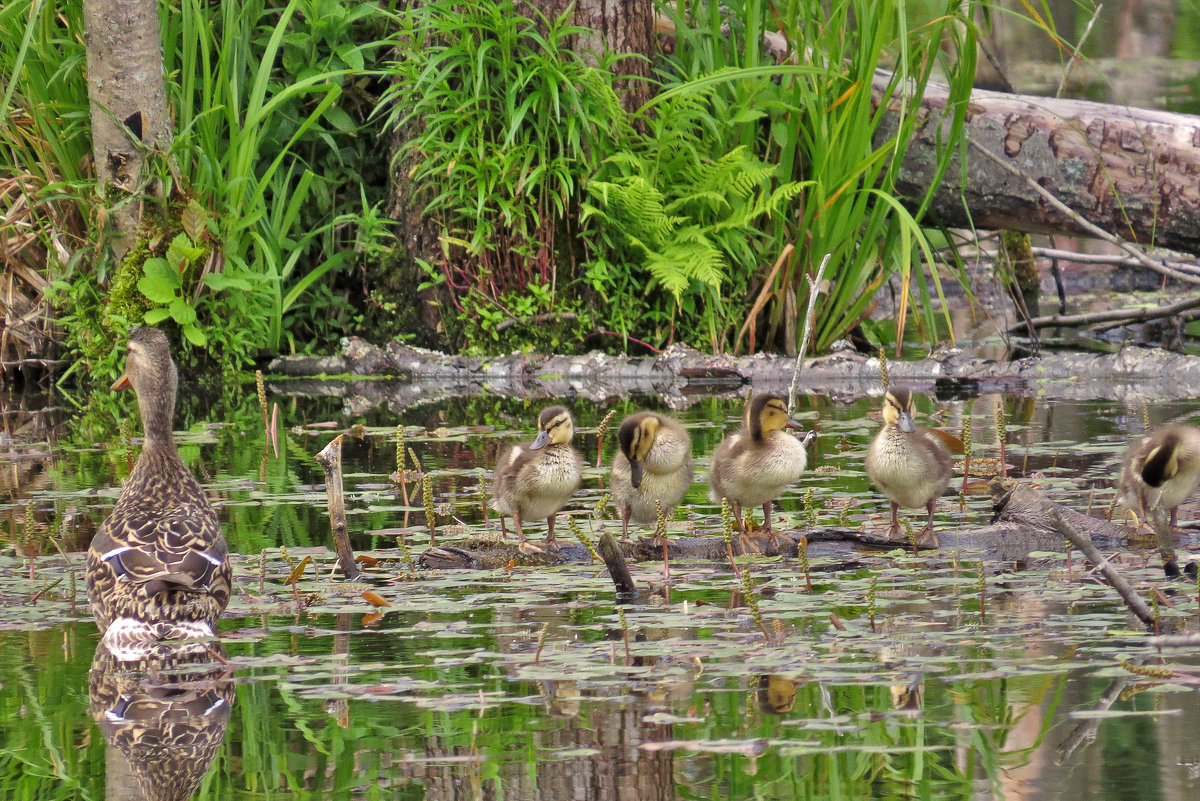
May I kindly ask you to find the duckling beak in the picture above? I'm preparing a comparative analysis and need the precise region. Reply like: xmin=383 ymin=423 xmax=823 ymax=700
xmin=629 ymin=460 xmax=644 ymax=489
xmin=898 ymin=411 xmax=916 ymax=433
xmin=530 ymin=429 xmax=550 ymax=450
xmin=111 ymin=374 xmax=132 ymax=391
xmin=784 ymin=418 xmax=806 ymax=432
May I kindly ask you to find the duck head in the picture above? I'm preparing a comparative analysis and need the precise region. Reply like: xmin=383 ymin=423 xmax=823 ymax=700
xmin=531 ymin=406 xmax=574 ymax=450
xmin=617 ymin=413 xmax=660 ymax=488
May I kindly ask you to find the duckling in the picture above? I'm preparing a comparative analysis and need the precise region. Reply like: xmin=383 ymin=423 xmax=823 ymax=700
xmin=86 ymin=328 xmax=231 ymax=645
xmin=865 ymin=388 xmax=953 ymax=545
xmin=709 ymin=394 xmax=812 ymax=543
xmin=611 ymin=412 xmax=694 ymax=538
xmin=492 ymin=406 xmax=582 ymax=551
xmin=1118 ymin=425 xmax=1200 ymax=577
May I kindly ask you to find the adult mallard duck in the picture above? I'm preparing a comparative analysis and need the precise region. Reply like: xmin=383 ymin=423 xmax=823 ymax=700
xmin=611 ymin=412 xmax=694 ymax=538
xmin=1118 ymin=424 xmax=1200 ymax=577
xmin=86 ymin=328 xmax=230 ymax=645
xmin=709 ymin=394 xmax=812 ymax=544
xmin=865 ymin=388 xmax=954 ymax=545
xmin=492 ymin=406 xmax=582 ymax=551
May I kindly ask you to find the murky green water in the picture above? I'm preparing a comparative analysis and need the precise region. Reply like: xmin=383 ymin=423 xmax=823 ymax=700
xmin=1 ymin=385 xmax=1198 ymax=800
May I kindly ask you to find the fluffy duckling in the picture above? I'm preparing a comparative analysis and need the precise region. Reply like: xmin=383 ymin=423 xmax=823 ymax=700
xmin=1118 ymin=425 xmax=1200 ymax=577
xmin=709 ymin=394 xmax=812 ymax=541
xmin=611 ymin=412 xmax=694 ymax=538
xmin=492 ymin=406 xmax=582 ymax=551
xmin=865 ymin=388 xmax=953 ymax=545
xmin=86 ymin=328 xmax=231 ymax=646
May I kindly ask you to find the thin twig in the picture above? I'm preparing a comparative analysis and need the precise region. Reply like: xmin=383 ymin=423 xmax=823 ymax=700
xmin=787 ymin=253 xmax=831 ymax=417
xmin=1004 ymin=293 xmax=1200 ymax=333
xmin=968 ymin=139 xmax=1200 ymax=288
xmin=1056 ymin=4 xmax=1103 ymax=99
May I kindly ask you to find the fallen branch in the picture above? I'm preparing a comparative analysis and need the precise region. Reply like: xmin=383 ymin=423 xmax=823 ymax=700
xmin=1005 ymin=293 xmax=1200 ymax=333
xmin=1042 ymin=505 xmax=1155 ymax=627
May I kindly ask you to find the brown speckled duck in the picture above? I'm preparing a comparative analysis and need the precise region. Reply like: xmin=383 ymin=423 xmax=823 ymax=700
xmin=611 ymin=412 xmax=694 ymax=538
xmin=1118 ymin=424 xmax=1200 ymax=577
xmin=89 ymin=640 xmax=233 ymax=801
xmin=492 ymin=406 xmax=582 ymax=551
xmin=865 ymin=388 xmax=953 ymax=545
xmin=86 ymin=328 xmax=230 ymax=645
xmin=709 ymin=394 xmax=812 ymax=544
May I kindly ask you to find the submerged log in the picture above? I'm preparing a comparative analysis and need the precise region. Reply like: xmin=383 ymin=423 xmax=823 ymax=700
xmin=411 ymin=479 xmax=1162 ymax=573
xmin=271 ymin=339 xmax=1200 ymax=410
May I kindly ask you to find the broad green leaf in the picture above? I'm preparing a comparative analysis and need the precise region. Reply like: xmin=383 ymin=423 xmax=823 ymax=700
xmin=143 ymin=307 xmax=172 ymax=325
xmin=169 ymin=297 xmax=198 ymax=326
xmin=182 ymin=323 xmax=207 ymax=347
xmin=138 ymin=258 xmax=181 ymax=303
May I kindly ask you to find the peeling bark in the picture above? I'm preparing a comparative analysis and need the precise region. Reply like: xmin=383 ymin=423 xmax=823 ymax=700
xmin=886 ymin=75 xmax=1200 ymax=255
xmin=82 ymin=0 xmax=172 ymax=260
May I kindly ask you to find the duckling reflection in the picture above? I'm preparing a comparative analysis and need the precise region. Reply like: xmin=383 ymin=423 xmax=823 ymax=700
xmin=757 ymin=675 xmax=798 ymax=715
xmin=89 ymin=641 xmax=233 ymax=801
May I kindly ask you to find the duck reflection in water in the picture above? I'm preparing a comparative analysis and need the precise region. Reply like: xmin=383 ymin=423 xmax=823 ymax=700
xmin=89 ymin=640 xmax=234 ymax=801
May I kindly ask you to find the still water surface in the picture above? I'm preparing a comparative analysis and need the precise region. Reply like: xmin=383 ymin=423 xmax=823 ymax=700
xmin=0 ymin=385 xmax=1197 ymax=800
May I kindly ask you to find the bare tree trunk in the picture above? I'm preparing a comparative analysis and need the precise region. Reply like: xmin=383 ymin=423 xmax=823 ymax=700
xmin=82 ymin=0 xmax=173 ymax=261
xmin=533 ymin=0 xmax=656 ymax=111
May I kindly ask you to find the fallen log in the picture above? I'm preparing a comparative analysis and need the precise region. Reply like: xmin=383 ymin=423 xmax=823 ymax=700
xmin=886 ymin=75 xmax=1200 ymax=256
xmin=412 ymin=478 xmax=1154 ymax=572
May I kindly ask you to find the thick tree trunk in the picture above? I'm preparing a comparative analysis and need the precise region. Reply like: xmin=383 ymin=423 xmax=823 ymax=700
xmin=82 ymin=0 xmax=173 ymax=260
xmin=887 ymin=75 xmax=1200 ymax=256
xmin=534 ymin=0 xmax=656 ymax=111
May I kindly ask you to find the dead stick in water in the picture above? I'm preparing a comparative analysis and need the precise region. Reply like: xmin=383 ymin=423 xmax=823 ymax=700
xmin=315 ymin=435 xmax=361 ymax=580
xmin=598 ymin=531 xmax=638 ymax=599
xmin=1043 ymin=506 xmax=1154 ymax=626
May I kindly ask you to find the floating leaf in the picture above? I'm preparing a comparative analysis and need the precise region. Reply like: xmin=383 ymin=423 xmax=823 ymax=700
xmin=361 ymin=591 xmax=389 ymax=608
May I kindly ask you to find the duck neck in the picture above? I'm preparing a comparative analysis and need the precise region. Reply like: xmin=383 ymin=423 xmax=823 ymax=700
xmin=138 ymin=387 xmax=177 ymax=452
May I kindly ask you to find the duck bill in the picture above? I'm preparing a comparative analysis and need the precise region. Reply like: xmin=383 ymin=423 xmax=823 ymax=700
xmin=530 ymin=430 xmax=550 ymax=450
xmin=111 ymin=374 xmax=132 ymax=391
xmin=629 ymin=460 xmax=644 ymax=489
xmin=898 ymin=411 xmax=916 ymax=433
xmin=784 ymin=418 xmax=806 ymax=432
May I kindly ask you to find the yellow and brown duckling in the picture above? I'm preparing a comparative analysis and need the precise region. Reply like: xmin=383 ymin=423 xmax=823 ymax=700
xmin=492 ymin=406 xmax=582 ymax=551
xmin=1118 ymin=425 xmax=1200 ymax=577
xmin=865 ymin=388 xmax=953 ymax=545
xmin=86 ymin=328 xmax=231 ymax=647
xmin=709 ymin=394 xmax=812 ymax=544
xmin=611 ymin=412 xmax=694 ymax=539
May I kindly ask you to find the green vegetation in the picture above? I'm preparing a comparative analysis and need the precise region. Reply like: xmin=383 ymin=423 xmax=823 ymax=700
xmin=2 ymin=0 xmax=396 ymax=380
xmin=384 ymin=0 xmax=977 ymax=354
xmin=2 ymin=0 xmax=980 ymax=373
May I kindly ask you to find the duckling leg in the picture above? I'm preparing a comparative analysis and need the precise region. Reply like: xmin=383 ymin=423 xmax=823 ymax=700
xmin=1150 ymin=504 xmax=1180 ymax=578
xmin=514 ymin=512 xmax=526 ymax=545
xmin=919 ymin=499 xmax=939 ymax=547
xmin=887 ymin=501 xmax=902 ymax=540
xmin=500 ymin=516 xmax=509 ymax=539
xmin=620 ymin=506 xmax=632 ymax=542
xmin=545 ymin=514 xmax=561 ymax=551
xmin=762 ymin=501 xmax=790 ymax=551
